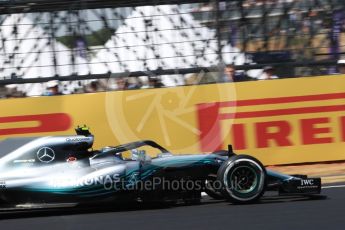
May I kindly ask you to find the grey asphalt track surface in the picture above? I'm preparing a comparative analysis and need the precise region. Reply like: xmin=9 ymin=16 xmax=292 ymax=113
xmin=1 ymin=187 xmax=345 ymax=230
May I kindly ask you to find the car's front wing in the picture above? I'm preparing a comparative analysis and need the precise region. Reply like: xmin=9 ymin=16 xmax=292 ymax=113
xmin=279 ymin=177 xmax=321 ymax=196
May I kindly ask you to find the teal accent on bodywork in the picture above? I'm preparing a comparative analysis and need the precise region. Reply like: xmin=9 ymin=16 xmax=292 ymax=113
xmin=267 ymin=169 xmax=292 ymax=181
xmin=22 ymin=154 xmax=221 ymax=197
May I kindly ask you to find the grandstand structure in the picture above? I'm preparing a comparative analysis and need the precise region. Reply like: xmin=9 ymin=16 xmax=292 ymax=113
xmin=0 ymin=0 xmax=344 ymax=95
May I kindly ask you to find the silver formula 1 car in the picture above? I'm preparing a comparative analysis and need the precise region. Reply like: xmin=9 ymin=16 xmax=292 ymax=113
xmin=0 ymin=126 xmax=321 ymax=208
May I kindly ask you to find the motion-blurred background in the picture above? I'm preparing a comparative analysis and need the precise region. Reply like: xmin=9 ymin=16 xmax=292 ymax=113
xmin=0 ymin=0 xmax=344 ymax=96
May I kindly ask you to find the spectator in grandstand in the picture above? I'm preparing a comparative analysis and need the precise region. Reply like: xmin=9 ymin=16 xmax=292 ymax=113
xmin=221 ymin=64 xmax=247 ymax=83
xmin=140 ymin=76 xmax=169 ymax=89
xmin=337 ymin=59 xmax=345 ymax=74
xmin=44 ymin=80 xmax=61 ymax=96
xmin=89 ymin=81 xmax=100 ymax=93
xmin=115 ymin=77 xmax=128 ymax=90
xmin=5 ymin=84 xmax=25 ymax=98
xmin=147 ymin=77 xmax=164 ymax=88
xmin=0 ymin=86 xmax=6 ymax=98
xmin=126 ymin=77 xmax=142 ymax=90
xmin=185 ymin=73 xmax=201 ymax=85
xmin=85 ymin=80 xmax=103 ymax=93
xmin=258 ymin=66 xmax=279 ymax=80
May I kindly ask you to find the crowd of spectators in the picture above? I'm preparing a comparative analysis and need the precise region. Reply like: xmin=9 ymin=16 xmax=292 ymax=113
xmin=5 ymin=57 xmax=345 ymax=99
xmin=0 ymin=0 xmax=344 ymax=98
xmin=195 ymin=0 xmax=341 ymax=64
xmin=0 ymin=84 xmax=26 ymax=99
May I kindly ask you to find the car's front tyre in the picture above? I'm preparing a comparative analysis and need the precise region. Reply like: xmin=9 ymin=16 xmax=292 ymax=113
xmin=217 ymin=155 xmax=267 ymax=204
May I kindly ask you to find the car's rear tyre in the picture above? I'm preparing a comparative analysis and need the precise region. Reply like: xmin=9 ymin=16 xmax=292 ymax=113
xmin=217 ymin=155 xmax=266 ymax=204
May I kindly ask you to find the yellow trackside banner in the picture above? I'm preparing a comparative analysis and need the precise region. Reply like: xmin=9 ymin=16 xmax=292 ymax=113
xmin=1 ymin=75 xmax=345 ymax=165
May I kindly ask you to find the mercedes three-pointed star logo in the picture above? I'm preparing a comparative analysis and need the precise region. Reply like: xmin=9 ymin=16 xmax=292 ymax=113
xmin=37 ymin=147 xmax=55 ymax=163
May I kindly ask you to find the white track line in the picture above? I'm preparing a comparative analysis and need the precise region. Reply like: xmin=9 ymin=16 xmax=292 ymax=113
xmin=322 ymin=184 xmax=345 ymax=189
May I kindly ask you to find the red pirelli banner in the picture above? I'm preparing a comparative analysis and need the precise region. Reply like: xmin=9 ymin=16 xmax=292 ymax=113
xmin=0 ymin=75 xmax=345 ymax=165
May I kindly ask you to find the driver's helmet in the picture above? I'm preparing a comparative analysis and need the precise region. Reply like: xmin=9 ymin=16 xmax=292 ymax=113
xmin=131 ymin=149 xmax=151 ymax=161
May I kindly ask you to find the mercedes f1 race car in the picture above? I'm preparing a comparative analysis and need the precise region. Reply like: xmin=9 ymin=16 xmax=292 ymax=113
xmin=0 ymin=126 xmax=321 ymax=208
